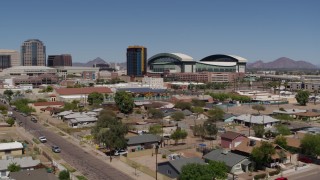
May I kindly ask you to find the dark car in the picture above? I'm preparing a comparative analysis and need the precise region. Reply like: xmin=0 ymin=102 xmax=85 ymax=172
xmin=52 ymin=146 xmax=61 ymax=153
xmin=298 ymin=156 xmax=312 ymax=163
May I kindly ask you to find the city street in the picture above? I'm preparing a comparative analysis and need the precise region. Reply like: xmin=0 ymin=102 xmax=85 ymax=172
xmin=9 ymin=106 xmax=132 ymax=180
xmin=286 ymin=167 xmax=320 ymax=180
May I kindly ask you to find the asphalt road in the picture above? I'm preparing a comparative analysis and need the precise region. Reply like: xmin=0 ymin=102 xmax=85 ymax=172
xmin=8 ymin=106 xmax=132 ymax=180
xmin=286 ymin=168 xmax=320 ymax=180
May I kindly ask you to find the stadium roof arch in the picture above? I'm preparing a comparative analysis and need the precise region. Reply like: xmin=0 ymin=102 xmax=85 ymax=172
xmin=200 ymin=54 xmax=247 ymax=63
xmin=148 ymin=53 xmax=194 ymax=64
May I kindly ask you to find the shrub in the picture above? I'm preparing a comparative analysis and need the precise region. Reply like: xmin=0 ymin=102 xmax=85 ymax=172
xmin=254 ymin=173 xmax=267 ymax=180
xmin=269 ymin=169 xmax=280 ymax=176
xmin=162 ymin=154 xmax=166 ymax=159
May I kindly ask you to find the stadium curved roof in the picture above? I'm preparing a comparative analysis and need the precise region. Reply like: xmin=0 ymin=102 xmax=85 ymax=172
xmin=148 ymin=53 xmax=194 ymax=63
xmin=200 ymin=54 xmax=247 ymax=63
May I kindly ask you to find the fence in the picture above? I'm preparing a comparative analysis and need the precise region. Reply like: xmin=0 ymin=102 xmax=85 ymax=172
xmin=120 ymin=156 xmax=172 ymax=180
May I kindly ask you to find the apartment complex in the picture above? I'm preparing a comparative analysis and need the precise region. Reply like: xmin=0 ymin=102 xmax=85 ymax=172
xmin=127 ymin=46 xmax=147 ymax=77
xmin=21 ymin=39 xmax=46 ymax=66
xmin=0 ymin=49 xmax=20 ymax=69
xmin=47 ymin=54 xmax=72 ymax=67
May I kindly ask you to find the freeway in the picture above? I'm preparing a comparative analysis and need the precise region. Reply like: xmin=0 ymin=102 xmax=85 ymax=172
xmin=9 ymin=106 xmax=132 ymax=180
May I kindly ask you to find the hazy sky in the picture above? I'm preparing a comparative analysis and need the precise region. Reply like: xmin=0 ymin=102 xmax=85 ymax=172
xmin=1 ymin=0 xmax=319 ymax=64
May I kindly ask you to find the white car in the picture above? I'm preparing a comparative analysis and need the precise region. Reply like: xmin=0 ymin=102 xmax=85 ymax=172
xmin=114 ymin=149 xmax=128 ymax=156
xmin=39 ymin=136 xmax=47 ymax=143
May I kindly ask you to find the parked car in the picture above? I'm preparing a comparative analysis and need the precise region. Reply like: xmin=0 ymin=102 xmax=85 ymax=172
xmin=51 ymin=146 xmax=61 ymax=153
xmin=298 ymin=156 xmax=312 ymax=163
xmin=114 ymin=149 xmax=128 ymax=156
xmin=275 ymin=177 xmax=288 ymax=180
xmin=39 ymin=136 xmax=47 ymax=143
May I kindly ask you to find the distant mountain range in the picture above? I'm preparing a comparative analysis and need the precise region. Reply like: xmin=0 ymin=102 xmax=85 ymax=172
xmin=247 ymin=57 xmax=318 ymax=69
xmin=73 ymin=57 xmax=108 ymax=67
xmin=73 ymin=57 xmax=127 ymax=69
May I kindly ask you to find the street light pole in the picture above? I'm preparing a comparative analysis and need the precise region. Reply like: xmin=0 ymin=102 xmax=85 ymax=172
xmin=155 ymin=145 xmax=159 ymax=180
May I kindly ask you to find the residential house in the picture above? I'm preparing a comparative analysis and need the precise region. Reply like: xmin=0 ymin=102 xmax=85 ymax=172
xmin=9 ymin=168 xmax=58 ymax=180
xmin=294 ymin=111 xmax=320 ymax=121
xmin=203 ymin=149 xmax=250 ymax=173
xmin=220 ymin=131 xmax=246 ymax=149
xmin=223 ymin=114 xmax=236 ymax=123
xmin=0 ymin=142 xmax=23 ymax=157
xmin=157 ymin=157 xmax=205 ymax=179
xmin=273 ymin=109 xmax=306 ymax=118
xmin=233 ymin=137 xmax=291 ymax=167
xmin=31 ymin=101 xmax=64 ymax=113
xmin=234 ymin=114 xmax=279 ymax=128
xmin=127 ymin=134 xmax=161 ymax=152
xmin=0 ymin=156 xmax=40 ymax=178
xmin=68 ymin=116 xmax=97 ymax=128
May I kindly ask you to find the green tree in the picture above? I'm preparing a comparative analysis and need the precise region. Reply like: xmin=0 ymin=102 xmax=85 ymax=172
xmin=208 ymin=160 xmax=228 ymax=179
xmin=148 ymin=124 xmax=163 ymax=135
xmin=274 ymin=114 xmax=293 ymax=123
xmin=147 ymin=108 xmax=164 ymax=119
xmin=300 ymin=134 xmax=320 ymax=157
xmin=253 ymin=125 xmax=265 ymax=138
xmin=191 ymin=99 xmax=206 ymax=107
xmin=295 ymin=90 xmax=310 ymax=106
xmin=171 ymin=129 xmax=188 ymax=144
xmin=174 ymin=101 xmax=192 ymax=110
xmin=251 ymin=142 xmax=275 ymax=169
xmin=12 ymin=99 xmax=36 ymax=114
xmin=14 ymin=90 xmax=21 ymax=96
xmin=58 ymin=170 xmax=70 ymax=180
xmin=180 ymin=163 xmax=212 ymax=180
xmin=87 ymin=92 xmax=104 ymax=105
xmin=46 ymin=86 xmax=53 ymax=92
xmin=89 ymin=83 xmax=94 ymax=87
xmin=207 ymin=107 xmax=224 ymax=122
xmin=203 ymin=121 xmax=217 ymax=139
xmin=252 ymin=104 xmax=266 ymax=115
xmin=91 ymin=110 xmax=128 ymax=162
xmin=6 ymin=118 xmax=15 ymax=127
xmin=274 ymin=136 xmax=287 ymax=149
xmin=7 ymin=162 xmax=21 ymax=172
xmin=191 ymin=106 xmax=204 ymax=124
xmin=275 ymin=124 xmax=291 ymax=136
xmin=114 ymin=91 xmax=134 ymax=114
xmin=36 ymin=98 xmax=48 ymax=102
xmin=171 ymin=111 xmax=185 ymax=121
xmin=4 ymin=89 xmax=14 ymax=102
xmin=180 ymin=161 xmax=227 ymax=180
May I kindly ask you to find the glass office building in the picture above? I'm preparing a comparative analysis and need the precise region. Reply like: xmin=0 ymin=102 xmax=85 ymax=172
xmin=127 ymin=46 xmax=147 ymax=76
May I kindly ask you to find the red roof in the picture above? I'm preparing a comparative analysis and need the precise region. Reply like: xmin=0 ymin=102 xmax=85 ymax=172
xmin=221 ymin=131 xmax=244 ymax=140
xmin=33 ymin=101 xmax=65 ymax=106
xmin=55 ymin=87 xmax=112 ymax=95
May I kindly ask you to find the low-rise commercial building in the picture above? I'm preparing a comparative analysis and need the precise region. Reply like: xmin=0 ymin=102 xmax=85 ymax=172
xmin=55 ymin=66 xmax=99 ymax=80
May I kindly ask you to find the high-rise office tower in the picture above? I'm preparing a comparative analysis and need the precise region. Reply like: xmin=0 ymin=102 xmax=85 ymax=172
xmin=47 ymin=54 xmax=72 ymax=67
xmin=0 ymin=49 xmax=20 ymax=69
xmin=21 ymin=39 xmax=46 ymax=66
xmin=126 ymin=46 xmax=147 ymax=77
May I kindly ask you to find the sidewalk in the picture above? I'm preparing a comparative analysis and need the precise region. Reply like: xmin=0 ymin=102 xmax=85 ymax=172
xmin=39 ymin=117 xmax=154 ymax=180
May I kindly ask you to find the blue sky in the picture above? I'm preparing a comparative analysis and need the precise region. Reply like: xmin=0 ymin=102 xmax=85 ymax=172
xmin=1 ymin=0 xmax=319 ymax=64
